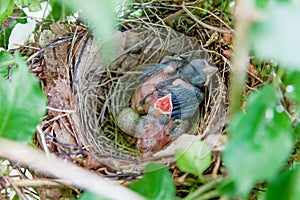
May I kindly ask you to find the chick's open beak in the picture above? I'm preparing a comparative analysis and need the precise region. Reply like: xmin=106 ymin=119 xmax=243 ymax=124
xmin=154 ymin=93 xmax=173 ymax=115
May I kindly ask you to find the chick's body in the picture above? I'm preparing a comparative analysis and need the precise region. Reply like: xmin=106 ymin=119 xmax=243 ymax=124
xmin=131 ymin=58 xmax=215 ymax=120
xmin=129 ymin=58 xmax=217 ymax=154
xmin=135 ymin=106 xmax=173 ymax=154
xmin=131 ymin=60 xmax=184 ymax=114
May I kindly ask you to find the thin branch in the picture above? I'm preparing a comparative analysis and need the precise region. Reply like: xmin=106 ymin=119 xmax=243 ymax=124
xmin=185 ymin=5 xmax=234 ymax=32
xmin=9 ymin=179 xmax=71 ymax=188
xmin=0 ymin=139 xmax=145 ymax=200
xmin=46 ymin=106 xmax=76 ymax=113
xmin=3 ymin=175 xmax=28 ymax=200
xmin=36 ymin=125 xmax=50 ymax=158
xmin=183 ymin=176 xmax=224 ymax=200
xmin=182 ymin=3 xmax=233 ymax=34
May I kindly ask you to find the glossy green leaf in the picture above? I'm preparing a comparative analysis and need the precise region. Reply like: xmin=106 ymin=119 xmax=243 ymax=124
xmin=175 ymin=139 xmax=211 ymax=181
xmin=14 ymin=0 xmax=42 ymax=12
xmin=0 ymin=52 xmax=46 ymax=142
xmin=223 ymin=85 xmax=294 ymax=197
xmin=251 ymin=4 xmax=300 ymax=69
xmin=265 ymin=165 xmax=300 ymax=200
xmin=129 ymin=162 xmax=175 ymax=200
xmin=0 ymin=0 xmax=14 ymax=24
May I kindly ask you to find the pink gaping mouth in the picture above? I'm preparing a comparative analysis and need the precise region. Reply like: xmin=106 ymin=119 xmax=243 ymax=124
xmin=154 ymin=93 xmax=173 ymax=114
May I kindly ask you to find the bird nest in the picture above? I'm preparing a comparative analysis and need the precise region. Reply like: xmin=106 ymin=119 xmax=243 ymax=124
xmin=34 ymin=24 xmax=228 ymax=174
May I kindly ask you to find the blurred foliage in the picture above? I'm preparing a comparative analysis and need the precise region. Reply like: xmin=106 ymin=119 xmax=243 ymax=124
xmin=265 ymin=164 xmax=300 ymax=200
xmin=175 ymin=140 xmax=212 ymax=182
xmin=14 ymin=0 xmax=42 ymax=12
xmin=64 ymin=0 xmax=119 ymax=62
xmin=0 ymin=52 xmax=46 ymax=143
xmin=0 ymin=50 xmax=14 ymax=77
xmin=223 ymin=0 xmax=300 ymax=198
xmin=49 ymin=0 xmax=73 ymax=22
xmin=223 ymin=85 xmax=294 ymax=197
xmin=129 ymin=163 xmax=176 ymax=200
xmin=251 ymin=3 xmax=300 ymax=69
xmin=0 ymin=0 xmax=14 ymax=24
xmin=78 ymin=191 xmax=110 ymax=200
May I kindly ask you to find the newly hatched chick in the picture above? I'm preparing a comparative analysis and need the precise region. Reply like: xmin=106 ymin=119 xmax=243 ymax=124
xmin=131 ymin=58 xmax=217 ymax=117
xmin=131 ymin=59 xmax=185 ymax=114
xmin=135 ymin=93 xmax=174 ymax=154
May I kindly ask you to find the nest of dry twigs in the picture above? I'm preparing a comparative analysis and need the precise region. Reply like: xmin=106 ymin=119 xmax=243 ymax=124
xmin=32 ymin=1 xmax=231 ymax=176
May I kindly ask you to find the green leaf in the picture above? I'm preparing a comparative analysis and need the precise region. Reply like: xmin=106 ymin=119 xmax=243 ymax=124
xmin=79 ymin=191 xmax=110 ymax=200
xmin=265 ymin=165 xmax=300 ymax=200
xmin=0 ymin=26 xmax=13 ymax=48
xmin=0 ymin=52 xmax=46 ymax=142
xmin=14 ymin=0 xmax=42 ymax=12
xmin=129 ymin=162 xmax=175 ymax=200
xmin=0 ymin=50 xmax=18 ymax=78
xmin=251 ymin=4 xmax=300 ymax=69
xmin=254 ymin=0 xmax=269 ymax=9
xmin=254 ymin=0 xmax=291 ymax=9
xmin=175 ymin=139 xmax=212 ymax=181
xmin=50 ymin=0 xmax=73 ymax=21
xmin=284 ymin=70 xmax=300 ymax=104
xmin=0 ymin=0 xmax=14 ymax=24
xmin=0 ymin=50 xmax=14 ymax=77
xmin=223 ymin=85 xmax=294 ymax=197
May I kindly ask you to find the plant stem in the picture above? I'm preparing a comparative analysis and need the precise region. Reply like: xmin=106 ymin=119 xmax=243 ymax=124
xmin=183 ymin=176 xmax=224 ymax=200
xmin=0 ymin=59 xmax=16 ymax=68
xmin=228 ymin=0 xmax=256 ymax=117
xmin=197 ymin=190 xmax=221 ymax=200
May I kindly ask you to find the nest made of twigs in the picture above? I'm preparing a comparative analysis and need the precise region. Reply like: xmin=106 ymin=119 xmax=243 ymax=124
xmin=68 ymin=26 xmax=227 ymax=173
xmin=33 ymin=2 xmax=231 ymax=175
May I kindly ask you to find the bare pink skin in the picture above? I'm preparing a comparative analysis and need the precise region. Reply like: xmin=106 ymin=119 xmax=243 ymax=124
xmin=137 ymin=123 xmax=171 ymax=154
xmin=131 ymin=83 xmax=159 ymax=114
xmin=135 ymin=93 xmax=173 ymax=154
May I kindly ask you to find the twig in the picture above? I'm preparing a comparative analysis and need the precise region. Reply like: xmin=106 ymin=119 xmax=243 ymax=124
xmin=161 ymin=10 xmax=184 ymax=22
xmin=26 ymin=32 xmax=86 ymax=63
xmin=182 ymin=3 xmax=233 ymax=34
xmin=212 ymin=154 xmax=221 ymax=177
xmin=184 ymin=5 xmax=234 ymax=32
xmin=36 ymin=125 xmax=50 ymax=158
xmin=0 ymin=139 xmax=145 ymax=200
xmin=9 ymin=179 xmax=71 ymax=188
xmin=46 ymin=106 xmax=76 ymax=113
xmin=3 ymin=175 xmax=28 ymax=200
xmin=36 ymin=0 xmax=51 ymax=42
xmin=196 ymin=190 xmax=221 ymax=200
xmin=183 ymin=176 xmax=224 ymax=200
